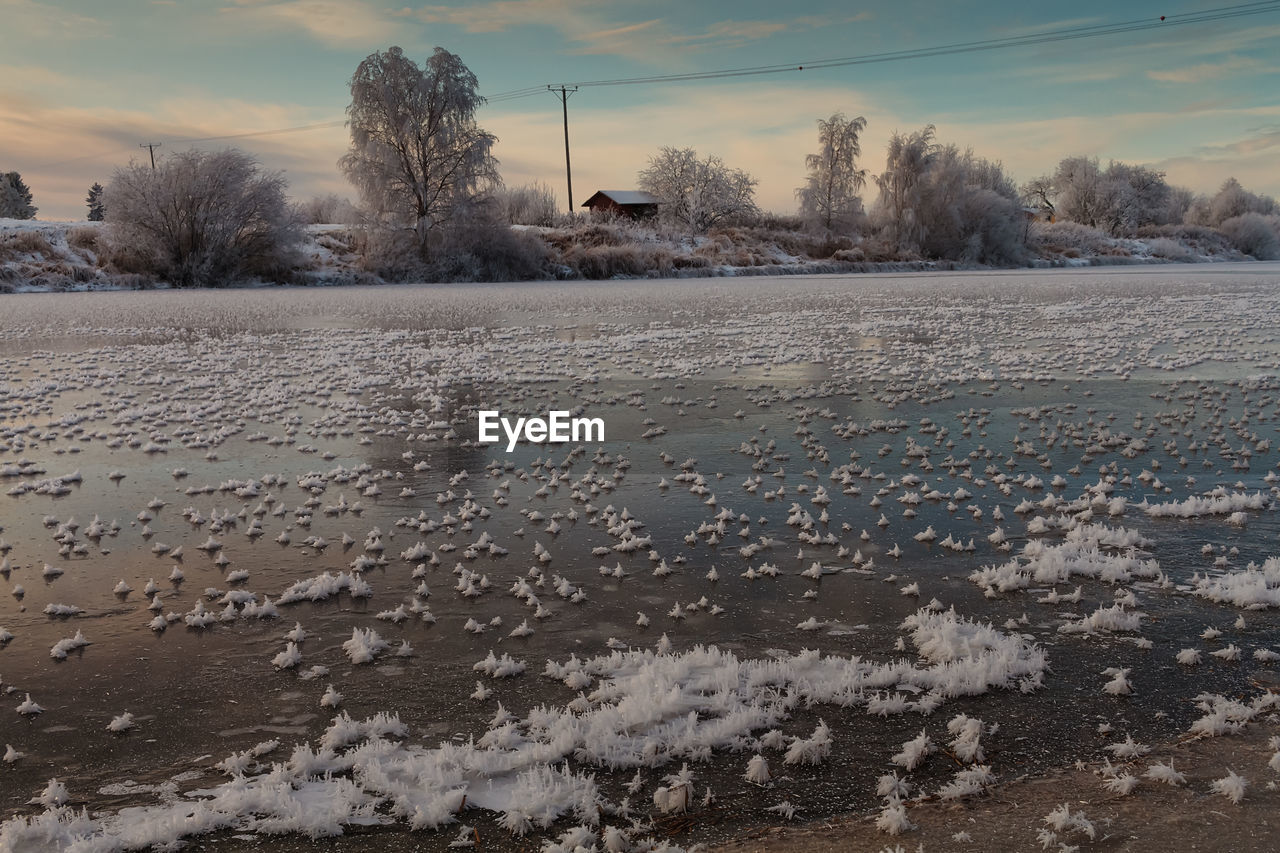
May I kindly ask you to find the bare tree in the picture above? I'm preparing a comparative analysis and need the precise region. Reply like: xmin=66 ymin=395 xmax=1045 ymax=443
xmin=797 ymin=112 xmax=867 ymax=231
xmin=1020 ymin=175 xmax=1055 ymax=220
xmin=340 ymin=46 xmax=499 ymax=254
xmin=638 ymin=147 xmax=758 ymax=232
xmin=105 ymin=148 xmax=297 ymax=287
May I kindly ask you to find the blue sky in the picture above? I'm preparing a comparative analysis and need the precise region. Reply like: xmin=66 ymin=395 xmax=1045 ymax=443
xmin=4 ymin=0 xmax=1279 ymax=219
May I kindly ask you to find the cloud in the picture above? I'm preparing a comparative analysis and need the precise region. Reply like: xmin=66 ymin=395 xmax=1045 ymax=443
xmin=403 ymin=0 xmax=596 ymax=34
xmin=662 ymin=20 xmax=791 ymax=48
xmin=570 ymin=18 xmax=664 ymax=53
xmin=992 ymin=15 xmax=1105 ymax=37
xmin=1192 ymin=125 xmax=1280 ymax=157
xmin=403 ymin=2 xmax=829 ymax=62
xmin=1147 ymin=56 xmax=1268 ymax=84
xmin=0 ymin=92 xmax=351 ymax=220
xmin=1138 ymin=22 xmax=1280 ymax=63
xmin=0 ymin=0 xmax=99 ymax=36
xmin=222 ymin=0 xmax=398 ymax=48
xmin=0 ymin=63 xmax=78 ymax=91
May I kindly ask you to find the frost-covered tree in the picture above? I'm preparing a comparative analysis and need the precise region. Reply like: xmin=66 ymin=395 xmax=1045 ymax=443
xmin=339 ymin=46 xmax=499 ymax=254
xmin=1020 ymin=175 xmax=1055 ymax=220
xmin=638 ymin=146 xmax=758 ymax=232
xmin=912 ymin=146 xmax=1022 ymax=263
xmin=1034 ymin=156 xmax=1173 ymax=234
xmin=1201 ymin=177 xmax=1277 ymax=226
xmin=796 ymin=112 xmax=867 ymax=231
xmin=105 ymin=148 xmax=298 ymax=287
xmin=874 ymin=125 xmax=938 ymax=250
xmin=1101 ymin=161 xmax=1170 ymax=234
xmin=873 ymin=126 xmax=1024 ymax=264
xmin=86 ymin=182 xmax=105 ymax=221
xmin=1163 ymin=185 xmax=1195 ymax=225
xmin=0 ymin=171 xmax=37 ymax=219
xmin=1047 ymin=156 xmax=1107 ymax=230
xmin=297 ymin=193 xmax=360 ymax=225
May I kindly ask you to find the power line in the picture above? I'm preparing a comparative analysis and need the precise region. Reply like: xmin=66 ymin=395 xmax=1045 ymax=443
xmin=31 ymin=122 xmax=349 ymax=171
xmin=535 ymin=1 xmax=1280 ymax=90
xmin=164 ymin=120 xmax=348 ymax=145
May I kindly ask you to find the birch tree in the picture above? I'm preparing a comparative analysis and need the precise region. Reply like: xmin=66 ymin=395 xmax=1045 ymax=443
xmin=874 ymin=125 xmax=937 ymax=250
xmin=796 ymin=112 xmax=867 ymax=231
xmin=340 ymin=46 xmax=499 ymax=254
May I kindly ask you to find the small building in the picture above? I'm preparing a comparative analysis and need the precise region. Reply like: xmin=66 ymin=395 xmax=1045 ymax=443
xmin=580 ymin=190 xmax=660 ymax=219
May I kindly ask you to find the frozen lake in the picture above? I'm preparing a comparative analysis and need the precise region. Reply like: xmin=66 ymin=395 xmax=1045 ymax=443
xmin=2 ymin=263 xmax=1279 ymax=851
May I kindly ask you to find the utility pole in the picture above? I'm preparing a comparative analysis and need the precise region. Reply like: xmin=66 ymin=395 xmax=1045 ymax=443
xmin=548 ymin=85 xmax=577 ymax=215
xmin=139 ymin=142 xmax=162 ymax=170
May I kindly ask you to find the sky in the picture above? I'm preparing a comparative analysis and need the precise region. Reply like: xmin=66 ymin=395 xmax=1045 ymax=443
xmin=3 ymin=0 xmax=1279 ymax=220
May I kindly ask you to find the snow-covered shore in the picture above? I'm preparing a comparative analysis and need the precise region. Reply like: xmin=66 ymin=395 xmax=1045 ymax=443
xmin=0 ymin=216 xmax=1264 ymax=292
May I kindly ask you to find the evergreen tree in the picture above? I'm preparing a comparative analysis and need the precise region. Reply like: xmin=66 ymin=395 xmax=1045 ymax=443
xmin=0 ymin=171 xmax=37 ymax=219
xmin=86 ymin=182 xmax=105 ymax=221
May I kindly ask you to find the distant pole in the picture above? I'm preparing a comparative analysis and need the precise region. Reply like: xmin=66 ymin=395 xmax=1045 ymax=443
xmin=139 ymin=142 xmax=162 ymax=170
xmin=549 ymin=86 xmax=577 ymax=215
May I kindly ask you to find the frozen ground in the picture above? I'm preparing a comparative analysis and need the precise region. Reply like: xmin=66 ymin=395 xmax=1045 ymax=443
xmin=1 ymin=264 xmax=1279 ymax=852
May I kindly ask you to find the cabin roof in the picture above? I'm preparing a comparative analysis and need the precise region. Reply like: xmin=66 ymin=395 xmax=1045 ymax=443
xmin=581 ymin=190 xmax=661 ymax=207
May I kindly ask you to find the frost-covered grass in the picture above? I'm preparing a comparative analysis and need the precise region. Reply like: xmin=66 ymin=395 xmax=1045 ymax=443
xmin=1 ymin=615 xmax=1044 ymax=851
xmin=2 ymin=214 xmax=1272 ymax=290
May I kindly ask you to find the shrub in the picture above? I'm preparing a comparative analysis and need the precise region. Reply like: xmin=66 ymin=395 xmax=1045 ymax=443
xmin=1029 ymin=221 xmax=1116 ymax=256
xmin=1218 ymin=213 xmax=1280 ymax=260
xmin=296 ymin=194 xmax=361 ymax=225
xmin=105 ymin=148 xmax=300 ymax=287
xmin=491 ymin=182 xmax=561 ymax=227
xmin=66 ymin=227 xmax=100 ymax=252
xmin=427 ymin=220 xmax=551 ymax=282
xmin=349 ymin=227 xmax=426 ymax=282
xmin=1145 ymin=238 xmax=1195 ymax=261
xmin=1 ymin=230 xmax=57 ymax=259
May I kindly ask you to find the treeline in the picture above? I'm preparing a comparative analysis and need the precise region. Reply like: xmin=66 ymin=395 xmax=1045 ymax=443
xmin=3 ymin=45 xmax=1278 ymax=287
